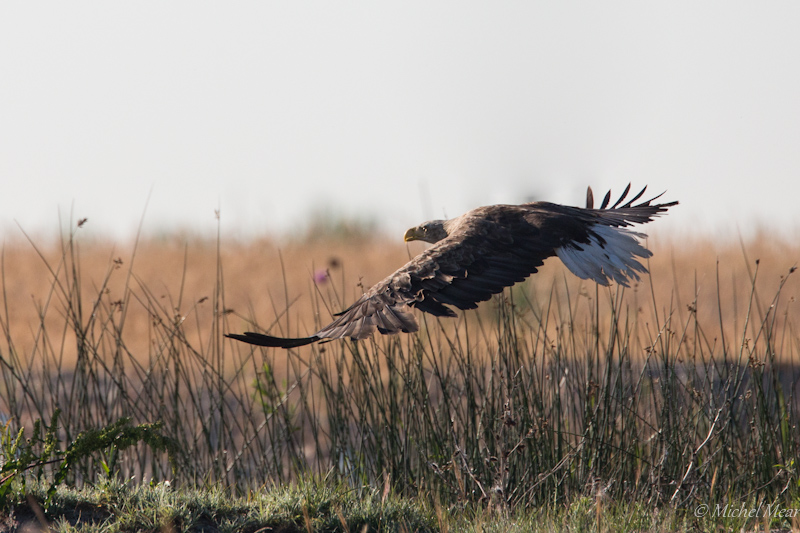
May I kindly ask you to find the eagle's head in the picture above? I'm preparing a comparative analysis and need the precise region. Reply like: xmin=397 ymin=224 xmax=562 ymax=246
xmin=404 ymin=220 xmax=448 ymax=244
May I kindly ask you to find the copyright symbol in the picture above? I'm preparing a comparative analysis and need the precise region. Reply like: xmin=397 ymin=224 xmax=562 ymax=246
xmin=695 ymin=504 xmax=708 ymax=517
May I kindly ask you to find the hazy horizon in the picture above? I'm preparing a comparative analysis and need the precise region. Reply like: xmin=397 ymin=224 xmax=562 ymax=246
xmin=2 ymin=3 xmax=799 ymax=244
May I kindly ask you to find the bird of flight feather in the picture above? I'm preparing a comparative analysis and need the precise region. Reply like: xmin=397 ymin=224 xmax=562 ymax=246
xmin=226 ymin=185 xmax=677 ymax=349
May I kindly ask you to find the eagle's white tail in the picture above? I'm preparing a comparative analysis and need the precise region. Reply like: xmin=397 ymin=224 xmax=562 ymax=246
xmin=555 ymin=225 xmax=651 ymax=287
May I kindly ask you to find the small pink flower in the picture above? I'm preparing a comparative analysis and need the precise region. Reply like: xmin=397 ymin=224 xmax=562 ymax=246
xmin=314 ymin=269 xmax=329 ymax=284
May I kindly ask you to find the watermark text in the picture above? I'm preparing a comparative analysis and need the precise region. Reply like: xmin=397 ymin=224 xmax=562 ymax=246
xmin=694 ymin=502 xmax=800 ymax=519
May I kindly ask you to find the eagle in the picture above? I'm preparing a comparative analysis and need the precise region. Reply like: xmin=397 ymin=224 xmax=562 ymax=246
xmin=227 ymin=185 xmax=677 ymax=349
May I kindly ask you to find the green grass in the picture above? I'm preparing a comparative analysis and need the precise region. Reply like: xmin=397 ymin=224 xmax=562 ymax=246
xmin=2 ymin=476 xmax=437 ymax=532
xmin=2 ymin=223 xmax=800 ymax=531
xmin=5 ymin=478 xmax=779 ymax=532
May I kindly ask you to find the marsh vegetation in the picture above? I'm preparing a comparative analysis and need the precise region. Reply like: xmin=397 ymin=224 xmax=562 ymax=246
xmin=1 ymin=223 xmax=799 ymax=530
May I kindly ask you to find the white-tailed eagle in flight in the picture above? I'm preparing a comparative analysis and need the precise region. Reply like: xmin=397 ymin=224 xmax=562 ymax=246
xmin=227 ymin=185 xmax=677 ymax=348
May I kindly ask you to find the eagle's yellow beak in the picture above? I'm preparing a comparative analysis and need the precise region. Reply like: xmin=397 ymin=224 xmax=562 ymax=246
xmin=403 ymin=227 xmax=421 ymax=242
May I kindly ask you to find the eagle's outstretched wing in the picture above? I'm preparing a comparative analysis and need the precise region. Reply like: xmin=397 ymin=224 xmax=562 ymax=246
xmin=226 ymin=185 xmax=677 ymax=348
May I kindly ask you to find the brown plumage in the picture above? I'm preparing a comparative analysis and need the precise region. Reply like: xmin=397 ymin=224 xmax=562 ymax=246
xmin=227 ymin=185 xmax=677 ymax=348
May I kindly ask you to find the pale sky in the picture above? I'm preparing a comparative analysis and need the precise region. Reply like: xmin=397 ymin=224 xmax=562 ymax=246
xmin=2 ymin=3 xmax=799 ymax=243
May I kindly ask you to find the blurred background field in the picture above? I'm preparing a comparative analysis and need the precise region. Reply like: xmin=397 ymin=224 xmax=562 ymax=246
xmin=3 ymin=225 xmax=798 ymax=368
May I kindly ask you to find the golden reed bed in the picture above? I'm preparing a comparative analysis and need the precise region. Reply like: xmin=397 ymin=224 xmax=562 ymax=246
xmin=2 ymin=228 xmax=799 ymax=366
